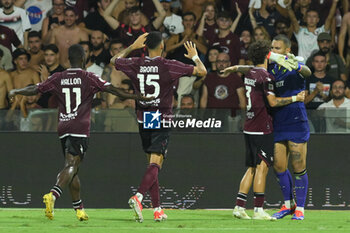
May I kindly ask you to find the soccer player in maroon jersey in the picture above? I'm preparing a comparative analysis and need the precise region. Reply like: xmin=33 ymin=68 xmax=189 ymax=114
xmin=222 ymin=40 xmax=305 ymax=220
xmin=8 ymin=44 xmax=151 ymax=221
xmin=111 ymin=31 xmax=207 ymax=222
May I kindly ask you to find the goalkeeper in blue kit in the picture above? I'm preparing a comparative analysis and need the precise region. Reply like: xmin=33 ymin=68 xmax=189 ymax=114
xmin=267 ymin=35 xmax=311 ymax=220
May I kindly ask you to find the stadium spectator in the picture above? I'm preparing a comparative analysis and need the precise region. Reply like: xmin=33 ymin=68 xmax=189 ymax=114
xmin=204 ymin=46 xmax=220 ymax=73
xmin=180 ymin=94 xmax=195 ymax=109
xmin=0 ymin=0 xmax=31 ymax=49
xmin=293 ymin=0 xmax=312 ymax=27
xmin=10 ymin=48 xmax=40 ymax=89
xmin=19 ymin=88 xmax=42 ymax=118
xmin=253 ymin=26 xmax=271 ymax=42
xmin=27 ymin=31 xmax=44 ymax=70
xmin=24 ymin=0 xmax=52 ymax=32
xmin=207 ymin=11 xmax=243 ymax=66
xmin=286 ymin=0 xmax=338 ymax=61
xmin=305 ymin=52 xmax=334 ymax=132
xmin=306 ymin=32 xmax=347 ymax=82
xmin=318 ymin=79 xmax=350 ymax=133
xmin=0 ymin=25 xmax=22 ymax=52
xmin=338 ymin=11 xmax=350 ymax=69
xmin=103 ymin=0 xmax=166 ymax=58
xmin=196 ymin=2 xmax=218 ymax=44
xmin=0 ymin=44 xmax=14 ymax=70
xmin=65 ymin=0 xmax=89 ymax=23
xmin=90 ymin=30 xmax=110 ymax=68
xmin=36 ymin=44 xmax=64 ymax=108
xmin=240 ymin=30 xmax=252 ymax=65
xmin=160 ymin=0 xmax=184 ymax=39
xmin=8 ymin=43 xmax=151 ymax=222
xmin=109 ymin=79 xmax=135 ymax=109
xmin=0 ymin=52 xmax=13 ymax=109
xmin=112 ymin=32 xmax=207 ymax=222
xmin=113 ymin=0 xmax=149 ymax=26
xmin=41 ymin=0 xmax=65 ymax=43
xmin=200 ymin=52 xmax=245 ymax=117
xmin=50 ymin=7 xmax=89 ymax=68
xmin=101 ymin=39 xmax=128 ymax=107
xmin=83 ymin=0 xmax=115 ymax=38
xmin=166 ymin=12 xmax=207 ymax=107
xmin=80 ymin=41 xmax=104 ymax=78
xmin=180 ymin=0 xmax=213 ymax=22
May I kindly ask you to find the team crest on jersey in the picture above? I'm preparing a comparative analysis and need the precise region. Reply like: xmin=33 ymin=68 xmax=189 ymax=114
xmin=0 ymin=34 xmax=6 ymax=40
xmin=214 ymin=85 xmax=229 ymax=100
xmin=226 ymin=40 xmax=231 ymax=45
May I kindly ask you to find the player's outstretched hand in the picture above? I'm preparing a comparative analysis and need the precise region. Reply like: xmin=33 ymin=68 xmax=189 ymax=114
xmin=221 ymin=66 xmax=238 ymax=76
xmin=137 ymin=93 xmax=155 ymax=101
xmin=131 ymin=32 xmax=149 ymax=50
xmin=184 ymin=41 xmax=198 ymax=60
xmin=8 ymin=89 xmax=17 ymax=100
xmin=296 ymin=91 xmax=305 ymax=102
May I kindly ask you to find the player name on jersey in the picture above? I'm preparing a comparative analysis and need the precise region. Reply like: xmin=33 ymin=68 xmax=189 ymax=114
xmin=245 ymin=78 xmax=256 ymax=86
xmin=61 ymin=78 xmax=82 ymax=85
xmin=139 ymin=66 xmax=158 ymax=73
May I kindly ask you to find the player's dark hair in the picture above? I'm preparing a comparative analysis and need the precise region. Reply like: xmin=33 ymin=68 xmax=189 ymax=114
xmin=64 ymin=6 xmax=77 ymax=15
xmin=145 ymin=31 xmax=163 ymax=50
xmin=182 ymin=11 xmax=196 ymax=21
xmin=273 ymin=34 xmax=291 ymax=49
xmin=0 ymin=48 xmax=3 ymax=58
xmin=79 ymin=41 xmax=92 ymax=52
xmin=128 ymin=6 xmax=141 ymax=14
xmin=312 ymin=51 xmax=326 ymax=61
xmin=43 ymin=44 xmax=59 ymax=54
xmin=68 ymin=44 xmax=85 ymax=65
xmin=28 ymin=30 xmax=41 ymax=39
xmin=248 ymin=40 xmax=271 ymax=66
xmin=109 ymin=39 xmax=124 ymax=50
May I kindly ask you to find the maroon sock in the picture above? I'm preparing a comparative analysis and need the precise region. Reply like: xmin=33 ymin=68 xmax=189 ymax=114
xmin=137 ymin=163 xmax=160 ymax=195
xmin=149 ymin=177 xmax=160 ymax=208
xmin=254 ymin=192 xmax=265 ymax=208
xmin=236 ymin=192 xmax=247 ymax=208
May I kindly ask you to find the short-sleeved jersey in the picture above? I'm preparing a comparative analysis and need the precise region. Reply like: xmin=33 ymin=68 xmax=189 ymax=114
xmin=0 ymin=6 xmax=31 ymax=45
xmin=115 ymin=56 xmax=194 ymax=122
xmin=0 ymin=25 xmax=21 ymax=52
xmin=204 ymin=72 xmax=244 ymax=116
xmin=268 ymin=62 xmax=308 ymax=125
xmin=37 ymin=68 xmax=111 ymax=138
xmin=243 ymin=67 xmax=275 ymax=135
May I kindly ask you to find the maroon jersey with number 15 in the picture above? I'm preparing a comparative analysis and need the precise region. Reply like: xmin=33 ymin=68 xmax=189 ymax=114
xmin=37 ymin=68 xmax=111 ymax=138
xmin=243 ymin=67 xmax=275 ymax=135
xmin=115 ymin=56 xmax=194 ymax=122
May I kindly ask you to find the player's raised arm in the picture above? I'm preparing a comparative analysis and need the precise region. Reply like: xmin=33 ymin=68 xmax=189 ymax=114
xmin=221 ymin=65 xmax=254 ymax=76
xmin=267 ymin=91 xmax=305 ymax=108
xmin=104 ymin=85 xmax=153 ymax=101
xmin=184 ymin=41 xmax=207 ymax=77
xmin=110 ymin=32 xmax=149 ymax=64
xmin=8 ymin=85 xmax=39 ymax=99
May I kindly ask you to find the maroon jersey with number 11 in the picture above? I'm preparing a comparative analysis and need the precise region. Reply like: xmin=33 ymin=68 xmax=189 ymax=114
xmin=37 ymin=68 xmax=111 ymax=138
xmin=115 ymin=56 xmax=194 ymax=122
xmin=243 ymin=67 xmax=275 ymax=135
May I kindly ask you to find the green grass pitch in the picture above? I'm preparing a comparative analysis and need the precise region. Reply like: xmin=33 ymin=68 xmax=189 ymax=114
xmin=0 ymin=209 xmax=349 ymax=233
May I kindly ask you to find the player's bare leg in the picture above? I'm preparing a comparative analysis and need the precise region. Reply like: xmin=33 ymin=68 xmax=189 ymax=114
xmin=69 ymin=174 xmax=88 ymax=221
xmin=252 ymin=161 xmax=275 ymax=220
xmin=43 ymin=153 xmax=81 ymax=220
xmin=272 ymin=142 xmax=296 ymax=219
xmin=289 ymin=141 xmax=308 ymax=220
xmin=233 ymin=168 xmax=255 ymax=219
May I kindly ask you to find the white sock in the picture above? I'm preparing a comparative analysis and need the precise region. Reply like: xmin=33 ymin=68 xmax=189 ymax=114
xmin=296 ymin=207 xmax=304 ymax=213
xmin=136 ymin=192 xmax=143 ymax=202
xmin=236 ymin=206 xmax=245 ymax=210
xmin=52 ymin=195 xmax=56 ymax=201
xmin=284 ymin=200 xmax=291 ymax=209
xmin=154 ymin=207 xmax=162 ymax=212
xmin=254 ymin=207 xmax=263 ymax=213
